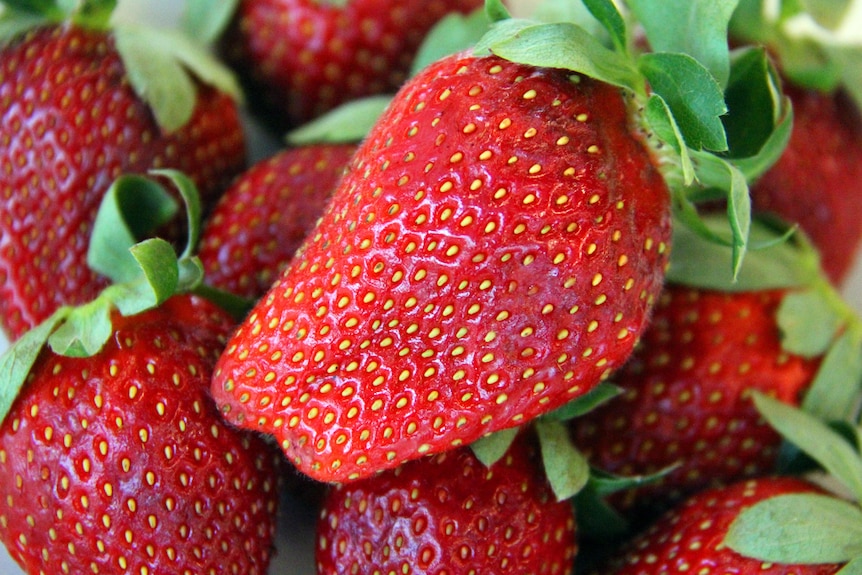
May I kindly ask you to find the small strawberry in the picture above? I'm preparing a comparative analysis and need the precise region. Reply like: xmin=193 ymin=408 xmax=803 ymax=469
xmin=198 ymin=143 xmax=357 ymax=301
xmin=569 ymin=217 xmax=862 ymax=517
xmin=601 ymin=395 xmax=862 ymax=574
xmin=730 ymin=0 xmax=862 ymax=285
xmin=0 ymin=294 xmax=283 ymax=575
xmin=316 ymin=431 xmax=578 ymax=575
xmin=208 ymin=0 xmax=485 ymax=131
xmin=0 ymin=0 xmax=247 ymax=341
xmin=599 ymin=476 xmax=843 ymax=575
xmin=210 ymin=1 xmax=791 ymax=483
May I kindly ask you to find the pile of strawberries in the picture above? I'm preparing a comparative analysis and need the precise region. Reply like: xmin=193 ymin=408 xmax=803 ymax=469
xmin=1 ymin=0 xmax=862 ymax=574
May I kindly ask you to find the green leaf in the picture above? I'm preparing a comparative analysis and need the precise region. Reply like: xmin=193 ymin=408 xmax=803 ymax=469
xmin=470 ymin=427 xmax=520 ymax=467
xmin=411 ymin=8 xmax=491 ymax=76
xmin=777 ymin=289 xmax=843 ymax=357
xmin=543 ymin=382 xmax=622 ymax=421
xmin=754 ymin=392 xmax=862 ymax=501
xmin=286 ymin=95 xmax=392 ymax=146
xmin=181 ymin=0 xmax=239 ymax=45
xmin=723 ymin=47 xmax=782 ymax=159
xmin=573 ymin=482 xmax=630 ymax=538
xmin=526 ymin=0 xmax=604 ymax=36
xmin=87 ymin=174 xmax=179 ymax=284
xmin=637 ymin=52 xmax=728 ymax=152
xmin=801 ymin=329 xmax=862 ymax=424
xmin=113 ymin=25 xmax=242 ymax=133
xmin=0 ymin=308 xmax=70 ymax=424
xmin=725 ymin=493 xmax=862 ymax=564
xmin=837 ymin=557 xmax=862 ymax=575
xmin=730 ymin=96 xmax=793 ymax=182
xmin=484 ymin=0 xmax=510 ymax=22
xmin=475 ymin=20 xmax=644 ymax=94
xmin=1 ymin=0 xmax=60 ymax=15
xmin=829 ymin=45 xmax=862 ymax=112
xmin=70 ymin=0 xmax=115 ymax=29
xmin=149 ymin=169 xmax=202 ymax=259
xmin=725 ymin=160 xmax=752 ymax=278
xmin=581 ymin=0 xmax=626 ymax=52
xmin=628 ymin=0 xmax=740 ymax=87
xmin=0 ymin=8 xmax=50 ymax=43
xmin=643 ymin=95 xmax=696 ymax=185
xmin=47 ymin=298 xmax=113 ymax=357
xmin=535 ymin=419 xmax=590 ymax=501
xmin=799 ymin=0 xmax=853 ymax=30
xmin=666 ymin=215 xmax=817 ymax=291
xmin=128 ymin=238 xmax=180 ymax=307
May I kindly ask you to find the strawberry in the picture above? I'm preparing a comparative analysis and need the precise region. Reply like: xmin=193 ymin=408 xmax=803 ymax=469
xmin=0 ymin=294 xmax=282 ymax=575
xmin=214 ymin=0 xmax=484 ymax=130
xmin=598 ymin=476 xmax=843 ymax=575
xmin=198 ymin=143 xmax=357 ymax=301
xmin=315 ymin=431 xmax=578 ymax=575
xmin=748 ymin=83 xmax=862 ymax=285
xmin=210 ymin=3 xmax=791 ymax=482
xmin=601 ymin=395 xmax=862 ymax=573
xmin=729 ymin=0 xmax=862 ymax=285
xmin=0 ymin=1 xmax=247 ymax=341
xmin=568 ymin=215 xmax=862 ymax=518
xmin=569 ymin=285 xmax=821 ymax=515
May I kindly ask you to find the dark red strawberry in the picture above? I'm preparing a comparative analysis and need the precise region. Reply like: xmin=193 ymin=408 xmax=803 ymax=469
xmin=569 ymin=285 xmax=822 ymax=515
xmin=748 ymin=83 xmax=862 ymax=285
xmin=0 ymin=295 xmax=282 ymax=575
xmin=729 ymin=0 xmax=862 ymax=285
xmin=0 ymin=4 xmax=246 ymax=341
xmin=211 ymin=50 xmax=674 ymax=483
xmin=217 ymin=0 xmax=484 ymax=130
xmin=198 ymin=143 xmax=356 ymax=300
xmin=599 ymin=476 xmax=842 ymax=575
xmin=316 ymin=431 xmax=578 ymax=575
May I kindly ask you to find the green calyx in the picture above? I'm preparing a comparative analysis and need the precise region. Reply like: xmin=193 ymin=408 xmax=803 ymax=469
xmin=731 ymin=0 xmax=862 ymax=110
xmin=0 ymin=0 xmax=243 ymax=134
xmin=474 ymin=0 xmax=796 ymax=279
xmin=724 ymin=393 xmax=862 ymax=571
xmin=0 ymin=170 xmax=252 ymax=426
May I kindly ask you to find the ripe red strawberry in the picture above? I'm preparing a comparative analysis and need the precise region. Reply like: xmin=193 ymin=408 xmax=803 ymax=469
xmin=599 ymin=476 xmax=842 ymax=575
xmin=569 ymin=286 xmax=822 ymax=515
xmin=0 ymin=7 xmax=246 ymax=341
xmin=218 ymin=0 xmax=484 ymax=130
xmin=211 ymin=49 xmax=674 ymax=482
xmin=198 ymin=143 xmax=356 ymax=300
xmin=316 ymin=431 xmax=578 ymax=575
xmin=0 ymin=295 xmax=282 ymax=575
xmin=748 ymin=83 xmax=862 ymax=285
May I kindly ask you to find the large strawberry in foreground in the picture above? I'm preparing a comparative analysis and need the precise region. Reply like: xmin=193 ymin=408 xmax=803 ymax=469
xmin=215 ymin=0 xmax=485 ymax=131
xmin=211 ymin=2 xmax=790 ymax=483
xmin=0 ymin=0 xmax=246 ymax=340
xmin=316 ymin=431 xmax=578 ymax=575
xmin=0 ymin=295 xmax=282 ymax=575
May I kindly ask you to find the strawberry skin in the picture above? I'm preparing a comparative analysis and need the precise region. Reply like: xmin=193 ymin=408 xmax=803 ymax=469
xmin=212 ymin=52 xmax=673 ymax=482
xmin=570 ymin=286 xmax=821 ymax=514
xmin=198 ymin=143 xmax=356 ymax=300
xmin=316 ymin=432 xmax=577 ymax=575
xmin=749 ymin=83 xmax=862 ymax=285
xmin=600 ymin=477 xmax=841 ymax=575
xmin=0 ymin=296 xmax=281 ymax=575
xmin=220 ymin=0 xmax=484 ymax=129
xmin=0 ymin=25 xmax=246 ymax=340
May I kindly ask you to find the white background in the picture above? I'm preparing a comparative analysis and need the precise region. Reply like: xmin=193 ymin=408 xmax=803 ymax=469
xmin=0 ymin=0 xmax=860 ymax=573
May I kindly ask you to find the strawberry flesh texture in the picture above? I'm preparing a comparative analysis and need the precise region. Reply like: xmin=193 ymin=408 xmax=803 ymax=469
xmin=0 ymin=295 xmax=282 ymax=575
xmin=212 ymin=53 xmax=672 ymax=482
xmin=0 ymin=26 xmax=246 ymax=340
xmin=750 ymin=82 xmax=862 ymax=285
xmin=198 ymin=143 xmax=356 ymax=300
xmin=570 ymin=287 xmax=821 ymax=516
xmin=316 ymin=432 xmax=578 ymax=575
xmin=600 ymin=476 xmax=841 ymax=575
xmin=220 ymin=0 xmax=483 ymax=130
